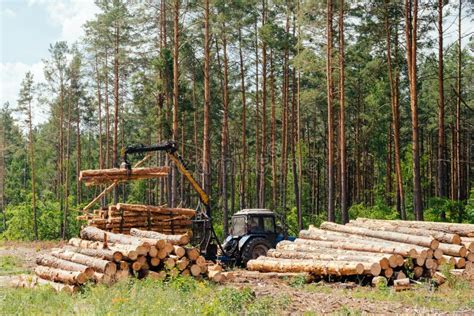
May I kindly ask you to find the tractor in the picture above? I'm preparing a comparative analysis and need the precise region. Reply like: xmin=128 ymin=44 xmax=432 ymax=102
xmin=218 ymin=209 xmax=294 ymax=266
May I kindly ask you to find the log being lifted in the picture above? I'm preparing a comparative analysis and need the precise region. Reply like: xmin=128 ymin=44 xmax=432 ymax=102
xmin=374 ymin=219 xmax=474 ymax=237
xmin=116 ymin=203 xmax=196 ymax=217
xmin=247 ymin=256 xmax=368 ymax=276
xmin=319 ymin=222 xmax=439 ymax=249
xmin=266 ymin=249 xmax=382 ymax=276
xmin=298 ymin=228 xmax=429 ymax=257
xmin=51 ymin=249 xmax=116 ymax=276
xmin=350 ymin=219 xmax=461 ymax=244
xmin=36 ymin=254 xmax=95 ymax=278
xmin=34 ymin=266 xmax=88 ymax=285
xmin=79 ymin=167 xmax=170 ymax=186
xmin=68 ymin=238 xmax=139 ymax=260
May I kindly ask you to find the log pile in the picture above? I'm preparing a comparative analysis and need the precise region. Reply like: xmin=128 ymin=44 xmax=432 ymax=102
xmin=32 ymin=226 xmax=215 ymax=292
xmin=247 ymin=218 xmax=474 ymax=285
xmin=79 ymin=203 xmax=196 ymax=235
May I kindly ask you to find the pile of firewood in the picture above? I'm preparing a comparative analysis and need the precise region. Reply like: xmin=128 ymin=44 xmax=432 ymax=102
xmin=248 ymin=218 xmax=474 ymax=286
xmin=78 ymin=166 xmax=195 ymax=235
xmin=31 ymin=226 xmax=220 ymax=292
xmin=81 ymin=203 xmax=195 ymax=235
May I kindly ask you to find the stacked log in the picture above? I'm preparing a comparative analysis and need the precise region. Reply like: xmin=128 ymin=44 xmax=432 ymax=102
xmin=33 ymin=226 xmax=212 ymax=292
xmin=78 ymin=203 xmax=195 ymax=235
xmin=247 ymin=219 xmax=474 ymax=284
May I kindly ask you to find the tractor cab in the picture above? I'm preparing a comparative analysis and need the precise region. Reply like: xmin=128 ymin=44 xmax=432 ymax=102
xmin=219 ymin=209 xmax=294 ymax=266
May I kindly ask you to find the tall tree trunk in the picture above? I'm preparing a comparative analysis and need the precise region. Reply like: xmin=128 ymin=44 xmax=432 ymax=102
xmin=76 ymin=97 xmax=82 ymax=205
xmin=259 ymin=0 xmax=267 ymax=208
xmin=59 ymin=75 xmax=65 ymax=236
xmin=202 ymin=0 xmax=212 ymax=207
xmin=326 ymin=0 xmax=335 ymax=222
xmin=456 ymin=0 xmax=462 ymax=222
xmin=221 ymin=21 xmax=230 ymax=236
xmin=113 ymin=24 xmax=120 ymax=204
xmin=339 ymin=0 xmax=348 ymax=224
xmin=63 ymin=92 xmax=72 ymax=239
xmin=270 ymin=49 xmax=277 ymax=210
xmin=104 ymin=50 xmax=110 ymax=171
xmin=280 ymin=10 xmax=290 ymax=213
xmin=254 ymin=18 xmax=260 ymax=207
xmin=437 ymin=0 xmax=447 ymax=214
xmin=172 ymin=0 xmax=180 ymax=208
xmin=0 ymin=119 xmax=5 ymax=230
xmin=384 ymin=4 xmax=406 ymax=218
xmin=238 ymin=27 xmax=247 ymax=209
xmin=28 ymin=99 xmax=38 ymax=240
xmin=385 ymin=126 xmax=393 ymax=205
xmin=404 ymin=0 xmax=423 ymax=220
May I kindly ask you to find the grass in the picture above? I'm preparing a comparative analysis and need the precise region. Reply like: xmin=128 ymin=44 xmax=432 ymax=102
xmin=0 ymin=255 xmax=29 ymax=276
xmin=298 ymin=278 xmax=474 ymax=313
xmin=0 ymin=276 xmax=289 ymax=315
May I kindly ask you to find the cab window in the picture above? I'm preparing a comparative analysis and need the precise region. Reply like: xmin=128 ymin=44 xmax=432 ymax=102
xmin=248 ymin=216 xmax=262 ymax=233
xmin=263 ymin=217 xmax=275 ymax=233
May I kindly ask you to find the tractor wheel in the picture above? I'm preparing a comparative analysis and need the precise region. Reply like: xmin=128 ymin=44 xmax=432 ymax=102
xmin=241 ymin=237 xmax=272 ymax=266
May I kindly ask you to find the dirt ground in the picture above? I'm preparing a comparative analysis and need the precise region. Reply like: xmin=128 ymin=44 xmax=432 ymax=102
xmin=1 ymin=241 xmax=473 ymax=314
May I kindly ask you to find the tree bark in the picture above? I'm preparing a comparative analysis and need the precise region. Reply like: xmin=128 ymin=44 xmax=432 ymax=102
xmin=51 ymin=248 xmax=117 ymax=275
xmin=248 ymin=257 xmax=367 ymax=275
xmin=36 ymin=254 xmax=95 ymax=278
xmin=404 ymin=0 xmax=423 ymax=220
xmin=259 ymin=0 xmax=267 ymax=208
xmin=320 ymin=221 xmax=439 ymax=249
xmin=326 ymin=0 xmax=335 ymax=222
xmin=238 ymin=27 xmax=247 ymax=209
xmin=350 ymin=219 xmax=461 ymax=244
xmin=34 ymin=266 xmax=88 ymax=285
xmin=437 ymin=0 xmax=447 ymax=208
xmin=202 ymin=0 xmax=211 ymax=200
xmin=221 ymin=20 xmax=230 ymax=236
xmin=171 ymin=0 xmax=180 ymax=208
xmin=68 ymin=237 xmax=139 ymax=260
xmin=339 ymin=0 xmax=348 ymax=224
xmin=130 ymin=228 xmax=189 ymax=245
xmin=64 ymin=245 xmax=122 ymax=262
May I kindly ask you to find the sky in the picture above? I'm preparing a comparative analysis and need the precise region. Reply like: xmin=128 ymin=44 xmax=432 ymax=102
xmin=0 ymin=0 xmax=99 ymax=123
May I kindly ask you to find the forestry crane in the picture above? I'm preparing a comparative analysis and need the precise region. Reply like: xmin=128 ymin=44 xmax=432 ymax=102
xmin=121 ymin=140 xmax=293 ymax=265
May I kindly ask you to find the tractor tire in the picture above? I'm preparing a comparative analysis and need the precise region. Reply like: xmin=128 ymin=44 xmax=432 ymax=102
xmin=241 ymin=237 xmax=272 ymax=266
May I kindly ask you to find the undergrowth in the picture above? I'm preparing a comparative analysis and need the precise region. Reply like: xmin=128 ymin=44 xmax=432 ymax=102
xmin=0 ymin=255 xmax=28 ymax=276
xmin=0 ymin=276 xmax=288 ymax=315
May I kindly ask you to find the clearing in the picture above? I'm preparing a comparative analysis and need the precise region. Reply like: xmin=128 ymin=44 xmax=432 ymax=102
xmin=0 ymin=241 xmax=473 ymax=314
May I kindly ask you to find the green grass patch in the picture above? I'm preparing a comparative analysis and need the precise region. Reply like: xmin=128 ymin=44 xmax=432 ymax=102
xmin=348 ymin=282 xmax=474 ymax=312
xmin=0 ymin=276 xmax=289 ymax=315
xmin=0 ymin=255 xmax=29 ymax=275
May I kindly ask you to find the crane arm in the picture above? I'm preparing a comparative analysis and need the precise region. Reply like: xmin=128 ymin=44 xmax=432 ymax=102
xmin=121 ymin=141 xmax=211 ymax=215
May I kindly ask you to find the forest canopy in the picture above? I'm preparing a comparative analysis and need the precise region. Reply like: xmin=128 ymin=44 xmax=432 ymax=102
xmin=0 ymin=0 xmax=473 ymax=241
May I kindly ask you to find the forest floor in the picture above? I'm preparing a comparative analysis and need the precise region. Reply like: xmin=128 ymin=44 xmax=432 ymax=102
xmin=1 ymin=241 xmax=473 ymax=314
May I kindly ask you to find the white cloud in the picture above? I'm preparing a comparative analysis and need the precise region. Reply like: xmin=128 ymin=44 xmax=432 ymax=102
xmin=1 ymin=8 xmax=16 ymax=18
xmin=0 ymin=62 xmax=48 ymax=125
xmin=28 ymin=0 xmax=99 ymax=44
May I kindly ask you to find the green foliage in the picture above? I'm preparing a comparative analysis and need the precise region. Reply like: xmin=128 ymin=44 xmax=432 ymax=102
xmin=0 ymin=277 xmax=287 ymax=315
xmin=349 ymin=203 xmax=399 ymax=221
xmin=465 ymin=189 xmax=474 ymax=224
xmin=0 ymin=256 xmax=27 ymax=275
